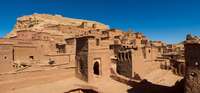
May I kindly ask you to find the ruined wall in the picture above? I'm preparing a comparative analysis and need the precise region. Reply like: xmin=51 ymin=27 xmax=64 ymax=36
xmin=110 ymin=45 xmax=134 ymax=78
xmin=76 ymin=37 xmax=89 ymax=81
xmin=185 ymin=43 xmax=200 ymax=93
xmin=117 ymin=50 xmax=132 ymax=78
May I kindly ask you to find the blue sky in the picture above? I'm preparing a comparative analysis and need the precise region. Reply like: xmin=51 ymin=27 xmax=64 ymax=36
xmin=0 ymin=0 xmax=200 ymax=43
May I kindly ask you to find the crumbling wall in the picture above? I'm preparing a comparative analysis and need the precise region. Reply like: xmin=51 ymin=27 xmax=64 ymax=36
xmin=76 ymin=38 xmax=88 ymax=81
xmin=111 ymin=45 xmax=133 ymax=78
xmin=185 ymin=44 xmax=200 ymax=93
xmin=117 ymin=50 xmax=132 ymax=78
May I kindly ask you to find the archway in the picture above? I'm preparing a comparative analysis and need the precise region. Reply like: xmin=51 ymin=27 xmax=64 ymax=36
xmin=93 ymin=62 xmax=100 ymax=75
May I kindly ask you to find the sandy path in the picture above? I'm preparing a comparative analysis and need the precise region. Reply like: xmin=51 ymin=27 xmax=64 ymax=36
xmin=143 ymin=69 xmax=183 ymax=86
xmin=8 ymin=77 xmax=131 ymax=93
xmin=0 ymin=68 xmax=75 ymax=93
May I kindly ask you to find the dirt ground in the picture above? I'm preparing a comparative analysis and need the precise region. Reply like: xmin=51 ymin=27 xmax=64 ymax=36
xmin=0 ymin=67 xmax=131 ymax=93
xmin=143 ymin=69 xmax=183 ymax=86
xmin=0 ymin=67 xmax=182 ymax=93
xmin=0 ymin=68 xmax=75 ymax=93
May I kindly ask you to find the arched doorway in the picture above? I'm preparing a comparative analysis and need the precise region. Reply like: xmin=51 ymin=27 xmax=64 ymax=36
xmin=93 ymin=62 xmax=100 ymax=75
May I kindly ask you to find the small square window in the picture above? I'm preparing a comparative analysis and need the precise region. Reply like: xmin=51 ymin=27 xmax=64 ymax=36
xmin=29 ymin=56 xmax=34 ymax=59
xmin=4 ymin=56 xmax=7 ymax=59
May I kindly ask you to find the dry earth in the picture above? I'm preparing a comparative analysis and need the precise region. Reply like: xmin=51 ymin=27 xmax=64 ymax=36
xmin=0 ymin=67 xmax=182 ymax=93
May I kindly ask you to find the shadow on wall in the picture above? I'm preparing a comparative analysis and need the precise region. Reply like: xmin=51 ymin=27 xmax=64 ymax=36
xmin=127 ymin=79 xmax=184 ymax=93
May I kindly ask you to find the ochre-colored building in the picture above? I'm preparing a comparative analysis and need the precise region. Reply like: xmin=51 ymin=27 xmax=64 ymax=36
xmin=0 ymin=14 xmax=166 ymax=83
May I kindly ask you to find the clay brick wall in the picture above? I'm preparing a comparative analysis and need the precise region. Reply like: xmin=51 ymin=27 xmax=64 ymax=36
xmin=16 ymin=30 xmax=36 ymax=40
xmin=87 ymin=38 xmax=111 ymax=83
xmin=0 ymin=44 xmax=14 ymax=73
xmin=45 ymin=55 xmax=70 ymax=65
xmin=75 ymin=37 xmax=89 ymax=81
xmin=13 ymin=46 xmax=38 ymax=63
xmin=116 ymin=50 xmax=132 ymax=78
xmin=132 ymin=47 xmax=160 ymax=78
xmin=185 ymin=43 xmax=200 ymax=93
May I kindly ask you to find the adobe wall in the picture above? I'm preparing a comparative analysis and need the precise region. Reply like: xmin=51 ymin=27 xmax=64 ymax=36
xmin=132 ymin=47 xmax=160 ymax=78
xmin=65 ymin=38 xmax=76 ymax=65
xmin=185 ymin=43 xmax=200 ymax=93
xmin=45 ymin=54 xmax=70 ymax=65
xmin=32 ymin=40 xmax=54 ymax=63
xmin=87 ymin=38 xmax=111 ymax=83
xmin=13 ymin=46 xmax=38 ymax=64
xmin=0 ymin=44 xmax=14 ymax=73
xmin=75 ymin=37 xmax=89 ymax=81
xmin=16 ymin=30 xmax=36 ymax=40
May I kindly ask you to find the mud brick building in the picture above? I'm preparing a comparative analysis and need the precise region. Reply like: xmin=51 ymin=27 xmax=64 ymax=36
xmin=0 ymin=14 xmax=167 ymax=83
xmin=185 ymin=34 xmax=200 ymax=93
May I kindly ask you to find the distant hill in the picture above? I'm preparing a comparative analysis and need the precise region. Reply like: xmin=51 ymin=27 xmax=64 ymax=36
xmin=6 ymin=14 xmax=109 ymax=38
